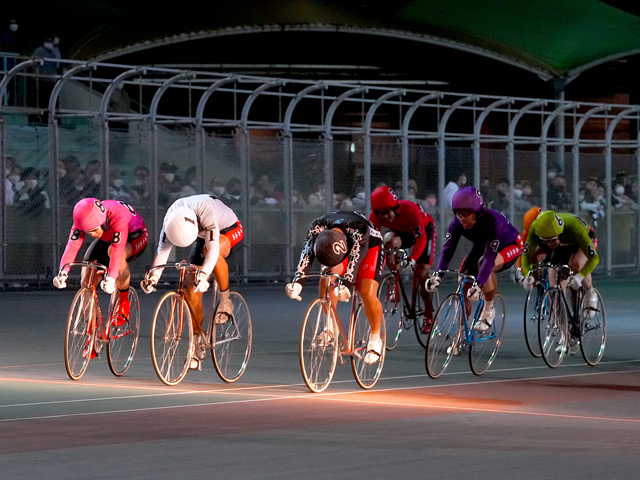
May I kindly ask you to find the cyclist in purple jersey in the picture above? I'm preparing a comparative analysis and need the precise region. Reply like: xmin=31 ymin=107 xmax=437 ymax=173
xmin=426 ymin=187 xmax=523 ymax=331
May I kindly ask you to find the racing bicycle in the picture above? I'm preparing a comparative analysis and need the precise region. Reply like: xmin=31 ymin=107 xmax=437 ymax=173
xmin=145 ymin=263 xmax=252 ymax=386
xmin=297 ymin=272 xmax=386 ymax=393
xmin=63 ymin=261 xmax=140 ymax=381
xmin=425 ymin=269 xmax=505 ymax=378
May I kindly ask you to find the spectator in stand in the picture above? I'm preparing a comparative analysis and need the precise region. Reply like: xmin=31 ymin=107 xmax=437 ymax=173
xmin=62 ymin=155 xmax=81 ymax=180
xmin=547 ymin=174 xmax=571 ymax=211
xmin=57 ymin=160 xmax=76 ymax=205
xmin=83 ymin=160 xmax=102 ymax=198
xmin=177 ymin=166 xmax=200 ymax=198
xmin=480 ymin=177 xmax=491 ymax=199
xmin=307 ymin=182 xmax=327 ymax=207
xmin=581 ymin=177 xmax=604 ymax=227
xmin=31 ymin=36 xmax=61 ymax=118
xmin=512 ymin=180 xmax=533 ymax=212
xmin=158 ymin=162 xmax=182 ymax=206
xmin=424 ymin=192 xmax=437 ymax=215
xmin=15 ymin=167 xmax=50 ymax=216
xmin=67 ymin=169 xmax=87 ymax=206
xmin=351 ymin=185 xmax=366 ymax=209
xmin=222 ymin=177 xmax=242 ymax=209
xmin=612 ymin=182 xmax=638 ymax=211
xmin=521 ymin=180 xmax=538 ymax=206
xmin=109 ymin=169 xmax=139 ymax=204
xmin=131 ymin=165 xmax=151 ymax=203
xmin=209 ymin=176 xmax=226 ymax=197
xmin=488 ymin=177 xmax=510 ymax=213
xmin=443 ymin=173 xmax=467 ymax=207
xmin=614 ymin=171 xmax=636 ymax=202
xmin=251 ymin=173 xmax=280 ymax=205
xmin=1 ymin=19 xmax=22 ymax=69
xmin=291 ymin=187 xmax=307 ymax=208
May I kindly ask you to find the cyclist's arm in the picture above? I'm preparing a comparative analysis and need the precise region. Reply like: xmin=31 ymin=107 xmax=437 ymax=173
xmin=574 ymin=224 xmax=599 ymax=277
xmin=59 ymin=226 xmax=86 ymax=274
xmin=434 ymin=220 xmax=461 ymax=273
xmin=368 ymin=212 xmax=382 ymax=231
xmin=294 ymin=223 xmax=326 ymax=281
xmin=150 ymin=229 xmax=174 ymax=279
xmin=201 ymin=226 xmax=221 ymax=276
xmin=520 ymin=231 xmax=539 ymax=276
xmin=106 ymin=227 xmax=128 ymax=279
xmin=407 ymin=208 xmax=428 ymax=262
xmin=343 ymin=229 xmax=369 ymax=289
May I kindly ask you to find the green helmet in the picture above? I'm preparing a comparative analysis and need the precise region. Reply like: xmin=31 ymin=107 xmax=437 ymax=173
xmin=533 ymin=211 xmax=564 ymax=239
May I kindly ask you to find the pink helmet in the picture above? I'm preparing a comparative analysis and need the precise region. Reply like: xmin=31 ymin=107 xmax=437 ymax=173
xmin=73 ymin=198 xmax=107 ymax=232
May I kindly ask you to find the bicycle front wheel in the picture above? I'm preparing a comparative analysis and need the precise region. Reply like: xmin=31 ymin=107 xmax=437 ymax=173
xmin=523 ymin=287 xmax=543 ymax=358
xmin=300 ymin=298 xmax=339 ymax=393
xmin=414 ymin=287 xmax=439 ymax=348
xmin=579 ymin=288 xmax=606 ymax=366
xmin=150 ymin=291 xmax=194 ymax=386
xmin=107 ymin=287 xmax=140 ymax=376
xmin=351 ymin=304 xmax=386 ymax=389
xmin=212 ymin=291 xmax=252 ymax=382
xmin=64 ymin=288 xmax=97 ymax=381
xmin=538 ymin=289 xmax=568 ymax=368
xmin=378 ymin=274 xmax=403 ymax=350
xmin=425 ymin=294 xmax=461 ymax=379
xmin=469 ymin=294 xmax=506 ymax=375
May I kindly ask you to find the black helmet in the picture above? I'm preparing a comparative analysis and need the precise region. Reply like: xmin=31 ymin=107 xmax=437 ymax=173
xmin=314 ymin=229 xmax=348 ymax=267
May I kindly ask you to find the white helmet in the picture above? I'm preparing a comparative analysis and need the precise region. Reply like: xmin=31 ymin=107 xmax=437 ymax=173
xmin=164 ymin=206 xmax=198 ymax=247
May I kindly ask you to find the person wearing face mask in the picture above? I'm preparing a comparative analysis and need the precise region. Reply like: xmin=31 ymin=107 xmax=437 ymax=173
xmin=209 ymin=176 xmax=227 ymax=198
xmin=30 ymin=36 xmax=61 ymax=121
xmin=15 ymin=167 xmax=50 ymax=216
xmin=612 ymin=183 xmax=638 ymax=211
xmin=512 ymin=181 xmax=532 ymax=212
xmin=131 ymin=165 xmax=151 ymax=202
xmin=222 ymin=177 xmax=242 ymax=209
xmin=1 ymin=19 xmax=23 ymax=72
xmin=109 ymin=170 xmax=139 ymax=204
xmin=57 ymin=160 xmax=76 ymax=205
xmin=547 ymin=174 xmax=571 ymax=212
xmin=158 ymin=162 xmax=182 ymax=206
xmin=83 ymin=160 xmax=102 ymax=198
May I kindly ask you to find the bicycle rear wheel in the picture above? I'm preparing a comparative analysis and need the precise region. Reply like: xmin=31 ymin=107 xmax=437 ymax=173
xmin=107 ymin=287 xmax=140 ymax=376
xmin=351 ymin=303 xmax=386 ymax=389
xmin=538 ymin=289 xmax=568 ymax=368
xmin=414 ymin=287 xmax=439 ymax=348
xmin=469 ymin=294 xmax=506 ymax=375
xmin=212 ymin=291 xmax=252 ymax=382
xmin=425 ymin=294 xmax=461 ymax=379
xmin=579 ymin=288 xmax=606 ymax=366
xmin=523 ymin=286 xmax=543 ymax=358
xmin=378 ymin=274 xmax=403 ymax=350
xmin=64 ymin=288 xmax=97 ymax=381
xmin=300 ymin=298 xmax=339 ymax=393
xmin=150 ymin=291 xmax=193 ymax=386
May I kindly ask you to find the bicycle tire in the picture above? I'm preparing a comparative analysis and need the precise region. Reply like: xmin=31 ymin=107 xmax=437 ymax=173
xmin=414 ymin=287 xmax=439 ymax=348
xmin=469 ymin=294 xmax=506 ymax=375
xmin=523 ymin=286 xmax=543 ymax=358
xmin=378 ymin=274 xmax=403 ymax=350
xmin=107 ymin=286 xmax=140 ymax=376
xmin=579 ymin=288 xmax=606 ymax=366
xmin=64 ymin=287 xmax=97 ymax=381
xmin=150 ymin=291 xmax=193 ymax=386
xmin=538 ymin=289 xmax=568 ymax=368
xmin=299 ymin=298 xmax=339 ymax=393
xmin=212 ymin=291 xmax=252 ymax=382
xmin=425 ymin=294 xmax=461 ymax=379
xmin=351 ymin=304 xmax=386 ymax=389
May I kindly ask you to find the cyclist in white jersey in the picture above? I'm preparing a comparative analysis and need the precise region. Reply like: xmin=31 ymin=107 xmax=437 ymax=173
xmin=142 ymin=194 xmax=244 ymax=366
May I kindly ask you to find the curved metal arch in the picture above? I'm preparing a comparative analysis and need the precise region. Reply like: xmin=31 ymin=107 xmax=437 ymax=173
xmin=324 ymin=86 xmax=368 ymax=140
xmin=0 ymin=58 xmax=43 ymax=106
xmin=508 ymin=100 xmax=547 ymax=140
xmin=571 ymin=104 xmax=611 ymax=213
xmin=604 ymin=105 xmax=640 ymax=275
xmin=362 ymin=89 xmax=405 ymax=213
xmin=149 ymin=71 xmax=196 ymax=124
xmin=99 ymin=67 xmax=147 ymax=119
xmin=400 ymin=92 xmax=443 ymax=199
xmin=438 ymin=95 xmax=479 ymax=137
xmin=472 ymin=97 xmax=514 ymax=189
xmin=240 ymin=79 xmax=287 ymax=132
xmin=283 ymin=81 xmax=327 ymax=136
xmin=194 ymin=75 xmax=239 ymax=129
xmin=541 ymin=102 xmax=578 ymax=143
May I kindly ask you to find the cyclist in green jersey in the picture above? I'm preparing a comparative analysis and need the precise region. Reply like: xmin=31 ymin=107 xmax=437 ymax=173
xmin=520 ymin=210 xmax=599 ymax=311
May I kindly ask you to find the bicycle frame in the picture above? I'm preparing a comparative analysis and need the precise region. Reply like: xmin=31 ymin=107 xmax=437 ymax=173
xmin=383 ymin=248 xmax=419 ymax=322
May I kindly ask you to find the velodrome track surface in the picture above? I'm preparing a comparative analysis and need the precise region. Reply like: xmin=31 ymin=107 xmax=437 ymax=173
xmin=1 ymin=279 xmax=640 ymax=479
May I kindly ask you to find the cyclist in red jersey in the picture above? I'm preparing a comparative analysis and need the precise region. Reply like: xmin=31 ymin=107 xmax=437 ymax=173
xmin=53 ymin=198 xmax=148 ymax=357
xmin=369 ymin=187 xmax=437 ymax=330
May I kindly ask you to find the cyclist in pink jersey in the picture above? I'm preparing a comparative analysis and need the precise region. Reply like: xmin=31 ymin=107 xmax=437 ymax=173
xmin=53 ymin=198 xmax=148 ymax=356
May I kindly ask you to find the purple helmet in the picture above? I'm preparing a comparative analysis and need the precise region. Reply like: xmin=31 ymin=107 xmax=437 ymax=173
xmin=452 ymin=186 xmax=484 ymax=213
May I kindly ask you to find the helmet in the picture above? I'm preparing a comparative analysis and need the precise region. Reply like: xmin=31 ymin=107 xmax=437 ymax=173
xmin=73 ymin=198 xmax=107 ymax=232
xmin=523 ymin=207 xmax=543 ymax=233
xmin=451 ymin=186 xmax=484 ymax=213
xmin=371 ymin=187 xmax=399 ymax=213
xmin=532 ymin=211 xmax=564 ymax=239
xmin=164 ymin=206 xmax=199 ymax=247
xmin=314 ymin=229 xmax=348 ymax=267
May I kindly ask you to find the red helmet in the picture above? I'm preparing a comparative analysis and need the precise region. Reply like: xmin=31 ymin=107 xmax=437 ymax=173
xmin=371 ymin=187 xmax=399 ymax=212
xmin=73 ymin=198 xmax=107 ymax=232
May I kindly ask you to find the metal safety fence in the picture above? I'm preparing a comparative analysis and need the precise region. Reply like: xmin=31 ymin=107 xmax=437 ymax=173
xmin=1 ymin=55 xmax=639 ymax=284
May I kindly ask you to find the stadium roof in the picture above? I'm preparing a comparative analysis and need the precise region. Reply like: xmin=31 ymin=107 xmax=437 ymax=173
xmin=8 ymin=1 xmax=640 ymax=92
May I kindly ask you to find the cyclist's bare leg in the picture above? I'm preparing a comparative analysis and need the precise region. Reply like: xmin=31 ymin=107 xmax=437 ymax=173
xmin=185 ymin=272 xmax=205 ymax=337
xmin=414 ymin=262 xmax=433 ymax=316
xmin=482 ymin=253 xmax=504 ymax=302
xmin=358 ymin=278 xmax=382 ymax=335
xmin=212 ymin=235 xmax=231 ymax=292
xmin=567 ymin=249 xmax=592 ymax=309
xmin=320 ymin=264 xmax=343 ymax=315
xmin=107 ymin=243 xmax=132 ymax=291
